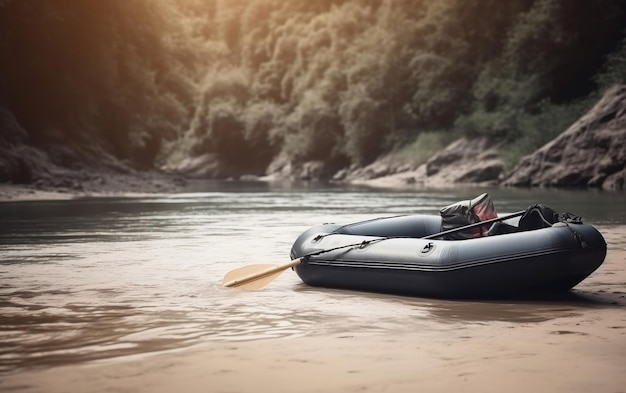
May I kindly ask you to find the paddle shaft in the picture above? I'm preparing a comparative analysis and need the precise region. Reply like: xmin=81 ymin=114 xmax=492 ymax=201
xmin=303 ymin=210 xmax=527 ymax=254
xmin=423 ymin=210 xmax=525 ymax=240
xmin=223 ymin=258 xmax=302 ymax=288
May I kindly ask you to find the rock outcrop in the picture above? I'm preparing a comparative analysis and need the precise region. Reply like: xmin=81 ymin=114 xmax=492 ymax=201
xmin=339 ymin=137 xmax=504 ymax=189
xmin=503 ymin=84 xmax=626 ymax=190
xmin=0 ymin=107 xmax=186 ymax=196
xmin=423 ymin=137 xmax=504 ymax=185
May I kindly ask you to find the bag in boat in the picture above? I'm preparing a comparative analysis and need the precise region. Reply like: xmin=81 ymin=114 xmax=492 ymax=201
xmin=439 ymin=193 xmax=498 ymax=240
xmin=518 ymin=203 xmax=559 ymax=231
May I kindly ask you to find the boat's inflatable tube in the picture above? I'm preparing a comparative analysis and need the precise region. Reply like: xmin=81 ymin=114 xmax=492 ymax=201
xmin=290 ymin=214 xmax=606 ymax=298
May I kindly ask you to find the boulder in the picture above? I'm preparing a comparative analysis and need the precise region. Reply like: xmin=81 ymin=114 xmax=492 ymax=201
xmin=344 ymin=137 xmax=504 ymax=189
xmin=264 ymin=153 xmax=344 ymax=181
xmin=424 ymin=137 xmax=504 ymax=185
xmin=503 ymin=84 xmax=626 ymax=189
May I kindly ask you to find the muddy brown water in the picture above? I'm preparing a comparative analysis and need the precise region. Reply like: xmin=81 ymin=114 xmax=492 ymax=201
xmin=1 ymin=182 xmax=624 ymax=373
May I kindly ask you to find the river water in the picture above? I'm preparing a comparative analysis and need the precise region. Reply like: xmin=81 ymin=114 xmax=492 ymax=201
xmin=1 ymin=182 xmax=624 ymax=373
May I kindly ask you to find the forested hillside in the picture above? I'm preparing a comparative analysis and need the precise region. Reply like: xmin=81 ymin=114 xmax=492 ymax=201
xmin=1 ymin=0 xmax=625 ymax=183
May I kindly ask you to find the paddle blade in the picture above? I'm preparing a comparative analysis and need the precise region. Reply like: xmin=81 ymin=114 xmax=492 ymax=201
xmin=222 ymin=264 xmax=275 ymax=285
xmin=227 ymin=269 xmax=287 ymax=290
xmin=222 ymin=258 xmax=302 ymax=290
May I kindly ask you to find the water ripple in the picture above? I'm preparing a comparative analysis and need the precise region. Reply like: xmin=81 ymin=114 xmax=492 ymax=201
xmin=0 ymin=186 xmax=622 ymax=373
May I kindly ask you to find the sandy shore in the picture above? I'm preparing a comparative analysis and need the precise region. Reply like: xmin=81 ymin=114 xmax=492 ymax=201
xmin=2 ymin=227 xmax=625 ymax=393
xmin=1 ymin=306 xmax=624 ymax=393
xmin=4 ymin=312 xmax=623 ymax=393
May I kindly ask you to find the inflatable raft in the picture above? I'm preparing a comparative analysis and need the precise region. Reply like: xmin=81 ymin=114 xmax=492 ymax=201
xmin=289 ymin=212 xmax=607 ymax=298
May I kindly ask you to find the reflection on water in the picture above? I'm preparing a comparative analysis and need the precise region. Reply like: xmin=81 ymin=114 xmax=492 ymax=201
xmin=0 ymin=182 xmax=624 ymax=373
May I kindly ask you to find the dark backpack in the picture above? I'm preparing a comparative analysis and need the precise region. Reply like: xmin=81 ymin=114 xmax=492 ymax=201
xmin=518 ymin=204 xmax=559 ymax=231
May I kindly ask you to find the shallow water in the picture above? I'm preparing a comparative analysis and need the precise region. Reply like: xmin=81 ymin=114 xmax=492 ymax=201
xmin=1 ymin=182 xmax=624 ymax=373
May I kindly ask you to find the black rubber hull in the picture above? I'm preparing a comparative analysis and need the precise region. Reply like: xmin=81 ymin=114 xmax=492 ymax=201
xmin=290 ymin=215 xmax=607 ymax=299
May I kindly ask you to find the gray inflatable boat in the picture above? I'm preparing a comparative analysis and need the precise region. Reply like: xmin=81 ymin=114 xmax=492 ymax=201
xmin=289 ymin=213 xmax=607 ymax=298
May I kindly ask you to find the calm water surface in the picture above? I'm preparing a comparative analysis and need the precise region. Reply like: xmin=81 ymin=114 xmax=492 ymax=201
xmin=1 ymin=182 xmax=624 ymax=373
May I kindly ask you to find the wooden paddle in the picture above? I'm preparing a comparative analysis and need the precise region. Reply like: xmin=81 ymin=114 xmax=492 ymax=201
xmin=222 ymin=258 xmax=303 ymax=289
xmin=222 ymin=210 xmax=526 ymax=290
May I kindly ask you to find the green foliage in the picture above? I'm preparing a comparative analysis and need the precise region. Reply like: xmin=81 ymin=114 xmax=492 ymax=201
xmin=282 ymin=91 xmax=344 ymax=163
xmin=499 ymin=99 xmax=592 ymax=169
xmin=393 ymin=131 xmax=458 ymax=165
xmin=1 ymin=0 xmax=625 ymax=175
xmin=0 ymin=0 xmax=199 ymax=167
xmin=455 ymin=0 xmax=625 ymax=158
xmin=596 ymin=39 xmax=626 ymax=89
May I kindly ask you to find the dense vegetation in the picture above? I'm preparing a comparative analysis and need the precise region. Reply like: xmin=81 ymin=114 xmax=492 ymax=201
xmin=1 ymin=0 xmax=625 ymax=178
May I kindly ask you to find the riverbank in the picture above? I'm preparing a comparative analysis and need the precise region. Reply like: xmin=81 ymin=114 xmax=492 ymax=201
xmin=2 ymin=226 xmax=624 ymax=393
xmin=3 ymin=85 xmax=625 ymax=199
xmin=0 ymin=171 xmax=187 ymax=202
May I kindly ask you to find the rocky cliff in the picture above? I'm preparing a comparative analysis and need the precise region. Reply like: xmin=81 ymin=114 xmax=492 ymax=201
xmin=502 ymin=84 xmax=626 ymax=189
xmin=335 ymin=84 xmax=626 ymax=190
